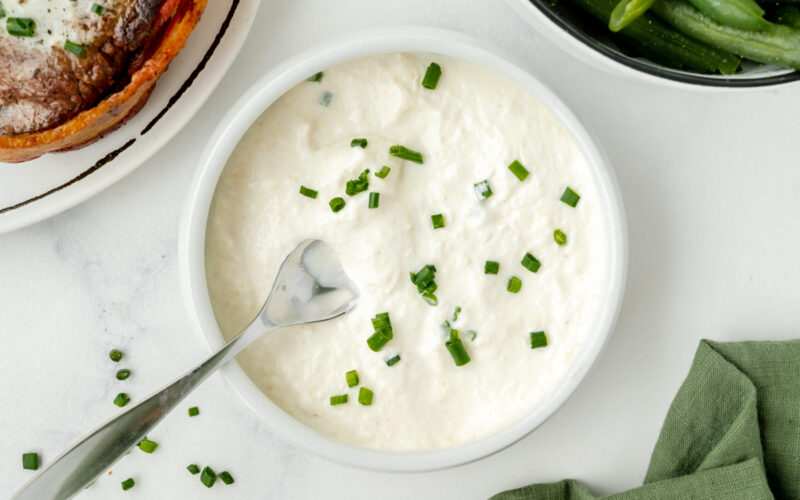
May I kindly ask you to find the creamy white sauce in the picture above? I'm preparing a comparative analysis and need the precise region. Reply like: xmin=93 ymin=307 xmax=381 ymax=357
xmin=205 ymin=53 xmax=609 ymax=451
xmin=1 ymin=0 xmax=114 ymax=47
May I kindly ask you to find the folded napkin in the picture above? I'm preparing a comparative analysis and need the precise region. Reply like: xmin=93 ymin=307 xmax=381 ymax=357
xmin=492 ymin=339 xmax=800 ymax=500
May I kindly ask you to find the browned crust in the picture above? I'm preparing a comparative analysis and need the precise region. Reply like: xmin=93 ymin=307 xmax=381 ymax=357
xmin=0 ymin=0 xmax=208 ymax=163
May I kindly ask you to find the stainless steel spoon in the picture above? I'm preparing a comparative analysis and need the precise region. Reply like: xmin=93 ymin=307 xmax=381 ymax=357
xmin=13 ymin=239 xmax=359 ymax=500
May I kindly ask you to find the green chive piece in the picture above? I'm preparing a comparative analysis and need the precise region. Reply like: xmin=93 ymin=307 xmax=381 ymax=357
xmin=7 ymin=17 xmax=35 ymax=37
xmin=329 ymin=197 xmax=345 ymax=212
xmin=358 ymin=387 xmax=374 ymax=406
xmin=452 ymin=306 xmax=461 ymax=322
xmin=508 ymin=160 xmax=529 ymax=181
xmin=0 ymin=4 xmax=5 ymax=18
xmin=138 ymin=437 xmax=158 ymax=454
xmin=464 ymin=329 xmax=477 ymax=342
xmin=421 ymin=62 xmax=442 ymax=89
xmin=345 ymin=169 xmax=370 ymax=196
xmin=445 ymin=332 xmax=471 ymax=366
xmin=484 ymin=261 xmax=499 ymax=274
xmin=375 ymin=166 xmax=391 ymax=179
xmin=366 ymin=331 xmax=390 ymax=351
xmin=22 ymin=452 xmax=38 ymax=470
xmin=389 ymin=145 xmax=424 ymax=164
xmin=507 ymin=276 xmax=522 ymax=293
xmin=386 ymin=354 xmax=401 ymax=366
xmin=554 ymin=229 xmax=567 ymax=246
xmin=113 ymin=392 xmax=131 ymax=407
xmin=530 ymin=331 xmax=549 ymax=349
xmin=64 ymin=40 xmax=86 ymax=57
xmin=474 ymin=180 xmax=493 ymax=200
xmin=330 ymin=394 xmax=348 ymax=405
xmin=431 ymin=213 xmax=445 ymax=229
xmin=345 ymin=370 xmax=359 ymax=387
xmin=121 ymin=478 xmax=135 ymax=491
xmin=219 ymin=471 xmax=235 ymax=485
xmin=351 ymin=138 xmax=368 ymax=148
xmin=109 ymin=349 xmax=123 ymax=362
xmin=561 ymin=187 xmax=580 ymax=207
xmin=307 ymin=71 xmax=324 ymax=82
xmin=187 ymin=464 xmax=200 ymax=475
xmin=91 ymin=3 xmax=105 ymax=15
xmin=368 ymin=192 xmax=380 ymax=209
xmin=410 ymin=265 xmax=438 ymax=306
xmin=318 ymin=91 xmax=333 ymax=107
xmin=367 ymin=312 xmax=393 ymax=351
xmin=115 ymin=369 xmax=131 ymax=381
xmin=188 ymin=406 xmax=199 ymax=417
xmin=200 ymin=466 xmax=217 ymax=488
xmin=299 ymin=185 xmax=318 ymax=199
xmin=521 ymin=252 xmax=541 ymax=273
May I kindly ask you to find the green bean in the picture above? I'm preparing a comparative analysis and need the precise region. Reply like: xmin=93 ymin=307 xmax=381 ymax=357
xmin=772 ymin=5 xmax=800 ymax=27
xmin=610 ymin=0 xmax=658 ymax=31
xmin=652 ymin=0 xmax=800 ymax=68
xmin=686 ymin=0 xmax=770 ymax=30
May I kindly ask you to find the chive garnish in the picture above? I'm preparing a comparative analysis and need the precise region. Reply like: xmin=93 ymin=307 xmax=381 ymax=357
xmin=330 ymin=394 xmax=348 ymax=405
xmin=561 ymin=187 xmax=580 ymax=207
xmin=0 ymin=3 xmax=5 ymax=18
xmin=115 ymin=369 xmax=131 ymax=380
xmin=299 ymin=185 xmax=318 ymax=199
xmin=507 ymin=276 xmax=522 ymax=293
xmin=351 ymin=138 xmax=368 ymax=148
xmin=307 ymin=71 xmax=324 ymax=82
xmin=474 ymin=180 xmax=493 ymax=200
xmin=329 ymin=197 xmax=345 ymax=212
xmin=375 ymin=166 xmax=391 ymax=178
xmin=7 ymin=17 xmax=35 ymax=37
xmin=484 ymin=261 xmax=499 ymax=274
xmin=445 ymin=330 xmax=471 ymax=366
xmin=389 ymin=145 xmax=424 ymax=164
xmin=113 ymin=392 xmax=130 ymax=407
xmin=367 ymin=312 xmax=393 ymax=351
xmin=200 ymin=466 xmax=217 ymax=488
xmin=410 ymin=264 xmax=438 ymax=306
xmin=508 ymin=160 xmax=529 ymax=181
xmin=431 ymin=213 xmax=445 ymax=229
xmin=64 ymin=40 xmax=86 ymax=57
xmin=187 ymin=464 xmax=200 ymax=475
xmin=530 ymin=331 xmax=548 ymax=348
xmin=451 ymin=306 xmax=461 ymax=322
xmin=368 ymin=192 xmax=380 ymax=209
xmin=22 ymin=452 xmax=38 ymax=470
xmin=109 ymin=349 xmax=123 ymax=362
xmin=345 ymin=169 xmax=370 ymax=196
xmin=345 ymin=370 xmax=359 ymax=387
xmin=465 ymin=330 xmax=477 ymax=342
xmin=121 ymin=478 xmax=135 ymax=491
xmin=554 ymin=229 xmax=567 ymax=246
xmin=358 ymin=387 xmax=374 ymax=406
xmin=219 ymin=471 xmax=235 ymax=485
xmin=91 ymin=3 xmax=105 ymax=15
xmin=386 ymin=354 xmax=401 ymax=366
xmin=138 ymin=437 xmax=158 ymax=454
xmin=188 ymin=406 xmax=199 ymax=417
xmin=421 ymin=62 xmax=442 ymax=89
xmin=521 ymin=252 xmax=541 ymax=273
xmin=318 ymin=91 xmax=333 ymax=107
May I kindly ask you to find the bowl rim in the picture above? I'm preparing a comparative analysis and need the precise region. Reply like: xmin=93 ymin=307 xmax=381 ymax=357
xmin=178 ymin=26 xmax=628 ymax=472
xmin=504 ymin=0 xmax=800 ymax=89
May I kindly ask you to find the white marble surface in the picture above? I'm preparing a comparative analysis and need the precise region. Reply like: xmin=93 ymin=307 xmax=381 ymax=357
xmin=2 ymin=0 xmax=800 ymax=498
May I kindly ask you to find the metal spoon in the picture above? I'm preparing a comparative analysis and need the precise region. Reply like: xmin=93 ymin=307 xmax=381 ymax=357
xmin=13 ymin=240 xmax=359 ymax=500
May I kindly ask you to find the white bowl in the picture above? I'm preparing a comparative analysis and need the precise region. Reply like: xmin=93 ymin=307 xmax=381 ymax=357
xmin=179 ymin=26 xmax=628 ymax=472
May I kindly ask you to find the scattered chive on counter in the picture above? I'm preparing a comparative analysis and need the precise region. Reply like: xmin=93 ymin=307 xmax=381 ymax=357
xmin=507 ymin=276 xmax=522 ymax=293
xmin=329 ymin=197 xmax=345 ymax=212
xmin=138 ymin=437 xmax=158 ymax=454
xmin=113 ymin=392 xmax=131 ymax=407
xmin=431 ymin=213 xmax=445 ymax=229
xmin=561 ymin=187 xmax=581 ymax=207
xmin=299 ymin=185 xmax=318 ymax=199
xmin=345 ymin=169 xmax=370 ymax=196
xmin=508 ymin=160 xmax=529 ymax=181
xmin=200 ymin=466 xmax=217 ymax=488
xmin=318 ymin=91 xmax=333 ymax=107
xmin=368 ymin=192 xmax=380 ymax=209
xmin=346 ymin=369 xmax=359 ymax=387
xmin=554 ymin=229 xmax=568 ymax=246
xmin=307 ymin=71 xmax=324 ymax=82
xmin=445 ymin=330 xmax=471 ymax=366
xmin=330 ymin=394 xmax=348 ymax=405
xmin=219 ymin=471 xmax=235 ymax=485
xmin=7 ymin=17 xmax=35 ymax=37
xmin=484 ymin=260 xmax=500 ymax=274
xmin=64 ymin=40 xmax=86 ymax=57
xmin=121 ymin=478 xmax=135 ymax=491
xmin=187 ymin=464 xmax=200 ymax=475
xmin=22 ymin=452 xmax=38 ymax=470
xmin=386 ymin=354 xmax=401 ymax=366
xmin=367 ymin=312 xmax=393 ymax=351
xmin=91 ymin=3 xmax=105 ymax=15
xmin=375 ymin=166 xmax=391 ymax=178
xmin=521 ymin=252 xmax=542 ymax=273
xmin=351 ymin=138 xmax=368 ymax=148
xmin=358 ymin=387 xmax=374 ymax=406
xmin=109 ymin=349 xmax=123 ymax=362
xmin=530 ymin=331 xmax=549 ymax=349
xmin=389 ymin=145 xmax=424 ymax=164
xmin=188 ymin=406 xmax=200 ymax=417
xmin=115 ymin=369 xmax=131 ymax=380
xmin=421 ymin=62 xmax=442 ymax=89
xmin=410 ymin=264 xmax=438 ymax=306
xmin=474 ymin=180 xmax=493 ymax=200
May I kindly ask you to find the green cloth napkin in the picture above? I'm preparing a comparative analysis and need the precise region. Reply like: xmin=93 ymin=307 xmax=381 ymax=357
xmin=492 ymin=339 xmax=800 ymax=500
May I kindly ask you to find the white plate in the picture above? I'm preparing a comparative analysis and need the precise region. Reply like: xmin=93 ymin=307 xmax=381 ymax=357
xmin=0 ymin=0 xmax=261 ymax=234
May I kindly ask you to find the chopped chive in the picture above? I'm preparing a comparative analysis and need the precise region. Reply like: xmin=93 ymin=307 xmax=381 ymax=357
xmin=367 ymin=312 xmax=393 ymax=351
xmin=521 ymin=252 xmax=541 ymax=273
xmin=351 ymin=138 xmax=368 ymax=148
xmin=561 ymin=187 xmax=580 ymax=207
xmin=507 ymin=276 xmax=522 ymax=293
xmin=330 ymin=394 xmax=348 ymax=405
xmin=358 ymin=387 xmax=374 ymax=406
xmin=451 ymin=306 xmax=461 ymax=322
xmin=109 ymin=349 xmax=123 ymax=362
xmin=121 ymin=478 xmax=135 ymax=491
xmin=431 ymin=213 xmax=445 ymax=229
xmin=64 ymin=40 xmax=86 ymax=57
xmin=0 ymin=4 xmax=5 ymax=18
xmin=368 ymin=192 xmax=380 ymax=209
xmin=91 ymin=3 xmax=105 ymax=15
xmin=530 ymin=331 xmax=549 ymax=349
xmin=299 ymin=185 xmax=318 ymax=199
xmin=386 ymin=354 xmax=401 ymax=366
xmin=113 ymin=392 xmax=131 ymax=407
xmin=421 ymin=62 xmax=442 ymax=89
xmin=138 ymin=437 xmax=158 ymax=454
xmin=200 ymin=466 xmax=217 ymax=488
xmin=345 ymin=169 xmax=370 ymax=196
xmin=367 ymin=331 xmax=391 ymax=351
xmin=464 ymin=330 xmax=477 ymax=342
xmin=187 ymin=464 xmax=200 ymax=475
xmin=375 ymin=166 xmax=391 ymax=178
xmin=410 ymin=264 xmax=438 ymax=306
xmin=329 ymin=197 xmax=345 ymax=212
xmin=307 ymin=71 xmax=324 ymax=82
xmin=484 ymin=261 xmax=499 ymax=274
xmin=188 ymin=406 xmax=199 ymax=417
xmin=7 ymin=17 xmax=35 ymax=37
xmin=115 ymin=369 xmax=131 ymax=380
xmin=22 ymin=452 xmax=38 ymax=470
xmin=508 ymin=160 xmax=529 ymax=181
xmin=219 ymin=471 xmax=235 ymax=485
xmin=554 ymin=229 xmax=567 ymax=246
xmin=318 ymin=91 xmax=333 ymax=107
xmin=345 ymin=370 xmax=359 ymax=387
xmin=474 ymin=180 xmax=493 ymax=200
xmin=389 ymin=145 xmax=424 ymax=164
xmin=371 ymin=312 xmax=392 ymax=332
xmin=445 ymin=332 xmax=471 ymax=366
